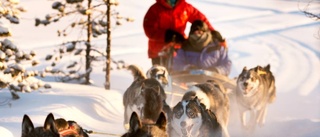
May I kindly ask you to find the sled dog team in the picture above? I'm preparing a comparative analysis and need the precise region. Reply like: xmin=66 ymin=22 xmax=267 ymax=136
xmin=21 ymin=64 xmax=276 ymax=137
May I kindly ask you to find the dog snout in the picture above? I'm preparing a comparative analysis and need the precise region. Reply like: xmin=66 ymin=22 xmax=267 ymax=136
xmin=243 ymin=82 xmax=248 ymax=87
xmin=180 ymin=121 xmax=187 ymax=127
xmin=161 ymin=77 xmax=168 ymax=85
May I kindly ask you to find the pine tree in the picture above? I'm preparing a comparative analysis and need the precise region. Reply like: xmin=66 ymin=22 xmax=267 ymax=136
xmin=0 ymin=0 xmax=25 ymax=37
xmin=0 ymin=0 xmax=51 ymax=99
xmin=299 ymin=0 xmax=320 ymax=38
xmin=36 ymin=0 xmax=133 ymax=86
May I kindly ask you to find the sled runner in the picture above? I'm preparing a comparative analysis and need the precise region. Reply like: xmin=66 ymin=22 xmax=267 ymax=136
xmin=170 ymin=69 xmax=236 ymax=94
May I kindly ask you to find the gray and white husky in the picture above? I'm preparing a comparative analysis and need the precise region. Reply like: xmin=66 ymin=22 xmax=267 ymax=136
xmin=236 ymin=64 xmax=276 ymax=130
xmin=170 ymin=80 xmax=230 ymax=137
xmin=123 ymin=64 xmax=171 ymax=130
xmin=146 ymin=64 xmax=172 ymax=91
xmin=169 ymin=97 xmax=223 ymax=137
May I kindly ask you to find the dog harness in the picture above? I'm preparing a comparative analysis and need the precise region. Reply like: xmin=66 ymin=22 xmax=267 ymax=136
xmin=59 ymin=124 xmax=79 ymax=136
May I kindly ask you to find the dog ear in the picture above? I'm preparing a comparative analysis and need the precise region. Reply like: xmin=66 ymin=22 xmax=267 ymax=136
xmin=254 ymin=66 xmax=261 ymax=71
xmin=255 ymin=66 xmax=267 ymax=75
xmin=43 ymin=113 xmax=59 ymax=134
xmin=162 ymin=70 xmax=166 ymax=77
xmin=265 ymin=64 xmax=271 ymax=71
xmin=22 ymin=114 xmax=35 ymax=136
xmin=242 ymin=66 xmax=247 ymax=72
xmin=156 ymin=112 xmax=167 ymax=130
xmin=129 ymin=112 xmax=142 ymax=132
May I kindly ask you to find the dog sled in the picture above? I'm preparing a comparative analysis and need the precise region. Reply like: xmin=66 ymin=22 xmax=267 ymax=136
xmin=158 ymin=45 xmax=236 ymax=94
xmin=170 ymin=69 xmax=236 ymax=94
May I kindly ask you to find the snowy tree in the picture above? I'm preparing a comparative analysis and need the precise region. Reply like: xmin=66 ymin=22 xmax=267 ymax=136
xmin=0 ymin=0 xmax=26 ymax=37
xmin=36 ymin=0 xmax=133 ymax=85
xmin=0 ymin=0 xmax=51 ymax=100
xmin=0 ymin=38 xmax=52 ymax=99
xmin=0 ymin=39 xmax=51 ymax=93
xmin=299 ymin=0 xmax=320 ymax=38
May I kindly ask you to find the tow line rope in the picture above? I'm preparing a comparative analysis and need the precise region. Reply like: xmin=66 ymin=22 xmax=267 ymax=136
xmin=83 ymin=129 xmax=122 ymax=136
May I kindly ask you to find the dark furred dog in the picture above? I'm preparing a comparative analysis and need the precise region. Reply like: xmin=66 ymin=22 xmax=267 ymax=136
xmin=236 ymin=64 xmax=276 ymax=130
xmin=22 ymin=113 xmax=88 ymax=137
xmin=169 ymin=97 xmax=223 ymax=137
xmin=22 ymin=113 xmax=59 ymax=137
xmin=122 ymin=112 xmax=168 ymax=137
xmin=142 ymin=84 xmax=163 ymax=122
xmin=123 ymin=64 xmax=171 ymax=130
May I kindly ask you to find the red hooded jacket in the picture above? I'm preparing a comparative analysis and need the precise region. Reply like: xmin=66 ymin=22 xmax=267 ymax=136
xmin=143 ymin=0 xmax=214 ymax=58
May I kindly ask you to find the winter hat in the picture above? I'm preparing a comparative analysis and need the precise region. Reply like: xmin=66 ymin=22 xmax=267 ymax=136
xmin=188 ymin=20 xmax=212 ymax=51
xmin=189 ymin=20 xmax=209 ymax=35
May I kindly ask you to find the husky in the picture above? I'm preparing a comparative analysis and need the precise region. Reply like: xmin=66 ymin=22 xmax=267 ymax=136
xmin=142 ymin=84 xmax=164 ymax=122
xmin=176 ymin=80 xmax=230 ymax=137
xmin=22 ymin=113 xmax=60 ymax=137
xmin=146 ymin=64 xmax=172 ymax=91
xmin=169 ymin=97 xmax=223 ymax=137
xmin=123 ymin=64 xmax=171 ymax=130
xmin=22 ymin=113 xmax=88 ymax=137
xmin=235 ymin=64 xmax=276 ymax=130
xmin=122 ymin=111 xmax=168 ymax=137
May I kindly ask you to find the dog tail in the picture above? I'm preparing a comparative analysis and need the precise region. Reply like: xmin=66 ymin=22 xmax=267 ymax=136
xmin=127 ymin=64 xmax=147 ymax=81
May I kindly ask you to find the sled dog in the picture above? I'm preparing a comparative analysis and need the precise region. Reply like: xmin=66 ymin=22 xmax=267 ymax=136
xmin=22 ymin=113 xmax=60 ymax=137
xmin=178 ymin=80 xmax=230 ymax=137
xmin=122 ymin=111 xmax=168 ymax=137
xmin=22 ymin=113 xmax=89 ymax=137
xmin=236 ymin=64 xmax=276 ymax=130
xmin=146 ymin=64 xmax=172 ymax=91
xmin=169 ymin=97 xmax=223 ymax=137
xmin=123 ymin=64 xmax=171 ymax=130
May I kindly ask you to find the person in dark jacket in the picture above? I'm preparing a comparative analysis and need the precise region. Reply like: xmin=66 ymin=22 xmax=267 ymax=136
xmin=143 ymin=0 xmax=215 ymax=66
xmin=172 ymin=20 xmax=232 ymax=76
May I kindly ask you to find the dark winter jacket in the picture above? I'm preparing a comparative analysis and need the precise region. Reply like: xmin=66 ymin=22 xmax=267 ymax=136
xmin=172 ymin=41 xmax=232 ymax=76
xmin=143 ymin=0 xmax=214 ymax=58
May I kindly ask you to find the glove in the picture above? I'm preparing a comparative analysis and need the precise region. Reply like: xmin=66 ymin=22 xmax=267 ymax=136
xmin=219 ymin=41 xmax=227 ymax=48
xmin=211 ymin=30 xmax=225 ymax=42
xmin=211 ymin=30 xmax=227 ymax=47
xmin=164 ymin=29 xmax=185 ymax=44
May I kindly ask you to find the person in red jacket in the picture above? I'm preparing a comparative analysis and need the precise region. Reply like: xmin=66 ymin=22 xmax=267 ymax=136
xmin=143 ymin=0 xmax=215 ymax=67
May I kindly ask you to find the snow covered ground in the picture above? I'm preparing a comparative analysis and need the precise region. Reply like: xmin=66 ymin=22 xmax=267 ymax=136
xmin=0 ymin=0 xmax=319 ymax=136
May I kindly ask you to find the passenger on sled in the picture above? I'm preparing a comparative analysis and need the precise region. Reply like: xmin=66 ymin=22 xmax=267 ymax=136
xmin=172 ymin=20 xmax=232 ymax=76
xmin=143 ymin=0 xmax=214 ymax=67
